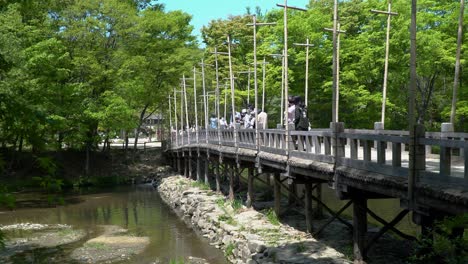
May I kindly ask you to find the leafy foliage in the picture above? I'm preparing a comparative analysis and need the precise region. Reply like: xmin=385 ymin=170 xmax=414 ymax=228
xmin=410 ymin=214 xmax=468 ymax=264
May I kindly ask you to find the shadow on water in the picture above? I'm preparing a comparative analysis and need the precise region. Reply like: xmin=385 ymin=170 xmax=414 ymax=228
xmin=0 ymin=185 xmax=228 ymax=264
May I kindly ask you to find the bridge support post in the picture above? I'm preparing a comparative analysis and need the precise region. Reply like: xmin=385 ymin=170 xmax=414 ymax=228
xmin=353 ymin=196 xmax=368 ymax=264
xmin=188 ymin=156 xmax=193 ymax=179
xmin=184 ymin=157 xmax=188 ymax=177
xmin=305 ymin=183 xmax=314 ymax=233
xmin=315 ymin=183 xmax=323 ymax=218
xmin=204 ymin=159 xmax=210 ymax=186
xmin=274 ymin=172 xmax=281 ymax=217
xmin=229 ymin=164 xmax=235 ymax=201
xmin=196 ymin=156 xmax=201 ymax=182
xmin=288 ymin=181 xmax=297 ymax=205
xmin=247 ymin=167 xmax=254 ymax=207
xmin=215 ymin=161 xmax=221 ymax=192
xmin=176 ymin=156 xmax=181 ymax=173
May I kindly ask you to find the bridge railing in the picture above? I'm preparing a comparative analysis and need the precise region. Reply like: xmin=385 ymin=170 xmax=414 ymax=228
xmin=170 ymin=128 xmax=468 ymax=187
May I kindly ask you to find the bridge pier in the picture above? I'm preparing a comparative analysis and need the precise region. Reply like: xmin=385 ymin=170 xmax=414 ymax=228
xmin=196 ymin=155 xmax=201 ymax=182
xmin=229 ymin=164 xmax=235 ymax=201
xmin=274 ymin=172 xmax=281 ymax=217
xmin=246 ymin=167 xmax=254 ymax=207
xmin=353 ymin=196 xmax=368 ymax=264
xmin=314 ymin=184 xmax=323 ymax=218
xmin=305 ymin=183 xmax=314 ymax=233
xmin=215 ymin=161 xmax=221 ymax=192
xmin=188 ymin=155 xmax=193 ymax=179
xmin=204 ymin=158 xmax=210 ymax=186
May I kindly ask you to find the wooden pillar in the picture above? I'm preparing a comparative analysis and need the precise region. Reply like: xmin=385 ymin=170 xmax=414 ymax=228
xmin=204 ymin=159 xmax=210 ymax=185
xmin=274 ymin=172 xmax=281 ymax=217
xmin=288 ymin=181 xmax=297 ymax=205
xmin=353 ymin=196 xmax=367 ymax=264
xmin=215 ymin=162 xmax=221 ymax=192
xmin=177 ymin=157 xmax=181 ymax=174
xmin=315 ymin=183 xmax=323 ymax=218
xmin=392 ymin=142 xmax=402 ymax=167
xmin=229 ymin=164 xmax=235 ymax=201
xmin=247 ymin=167 xmax=254 ymax=207
xmin=188 ymin=156 xmax=193 ymax=179
xmin=196 ymin=157 xmax=201 ymax=182
xmin=184 ymin=157 xmax=188 ymax=177
xmin=235 ymin=165 xmax=241 ymax=191
xmin=305 ymin=183 xmax=313 ymax=233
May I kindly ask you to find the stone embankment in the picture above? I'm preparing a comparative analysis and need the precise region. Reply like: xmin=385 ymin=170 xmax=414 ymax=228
xmin=158 ymin=176 xmax=350 ymax=264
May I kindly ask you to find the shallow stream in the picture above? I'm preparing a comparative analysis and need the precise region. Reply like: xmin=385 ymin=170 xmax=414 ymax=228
xmin=0 ymin=185 xmax=228 ymax=264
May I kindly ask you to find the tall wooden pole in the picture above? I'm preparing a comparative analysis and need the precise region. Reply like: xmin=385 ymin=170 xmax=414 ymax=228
xmin=371 ymin=1 xmax=398 ymax=127
xmin=332 ymin=0 xmax=339 ymax=123
xmin=228 ymin=35 xmax=238 ymax=147
xmin=168 ymin=95 xmax=173 ymax=145
xmin=247 ymin=68 xmax=251 ymax=105
xmin=182 ymin=75 xmax=190 ymax=144
xmin=408 ymin=0 xmax=417 ymax=208
xmin=174 ymin=89 xmax=178 ymax=147
xmin=283 ymin=0 xmax=290 ymax=150
xmin=294 ymin=39 xmax=314 ymax=108
xmin=201 ymin=60 xmax=209 ymax=143
xmin=262 ymin=57 xmax=267 ymax=112
xmin=193 ymin=67 xmax=199 ymax=144
xmin=281 ymin=50 xmax=285 ymax=126
xmin=450 ymin=0 xmax=465 ymax=125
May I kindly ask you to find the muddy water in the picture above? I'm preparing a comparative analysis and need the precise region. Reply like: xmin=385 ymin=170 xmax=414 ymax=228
xmin=0 ymin=185 xmax=228 ymax=264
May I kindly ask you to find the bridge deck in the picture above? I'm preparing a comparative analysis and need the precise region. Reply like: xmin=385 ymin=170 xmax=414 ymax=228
xmin=167 ymin=128 xmax=468 ymax=214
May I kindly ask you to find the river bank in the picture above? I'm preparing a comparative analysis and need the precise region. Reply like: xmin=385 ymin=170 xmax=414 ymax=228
xmin=158 ymin=175 xmax=350 ymax=264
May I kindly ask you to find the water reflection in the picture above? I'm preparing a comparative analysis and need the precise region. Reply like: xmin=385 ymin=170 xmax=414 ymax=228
xmin=0 ymin=185 xmax=228 ymax=264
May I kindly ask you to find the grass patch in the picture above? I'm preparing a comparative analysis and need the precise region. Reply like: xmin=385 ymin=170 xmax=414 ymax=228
xmin=190 ymin=181 xmax=210 ymax=190
xmin=230 ymin=198 xmax=243 ymax=212
xmin=216 ymin=198 xmax=226 ymax=208
xmin=85 ymin=242 xmax=109 ymax=250
xmin=169 ymin=258 xmax=185 ymax=264
xmin=225 ymin=243 xmax=235 ymax=257
xmin=263 ymin=208 xmax=280 ymax=226
xmin=57 ymin=228 xmax=74 ymax=237
xmin=218 ymin=214 xmax=237 ymax=226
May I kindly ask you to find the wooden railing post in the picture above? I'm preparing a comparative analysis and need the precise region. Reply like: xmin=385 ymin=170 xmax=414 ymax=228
xmin=375 ymin=123 xmax=386 ymax=164
xmin=331 ymin=122 xmax=345 ymax=190
xmin=440 ymin=123 xmax=453 ymax=176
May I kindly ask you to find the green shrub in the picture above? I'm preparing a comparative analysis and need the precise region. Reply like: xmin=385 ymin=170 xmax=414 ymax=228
xmin=191 ymin=181 xmax=210 ymax=190
xmin=409 ymin=213 xmax=468 ymax=264
xmin=231 ymin=198 xmax=243 ymax=212
xmin=263 ymin=208 xmax=280 ymax=226
xmin=0 ymin=185 xmax=15 ymax=209
xmin=225 ymin=243 xmax=235 ymax=257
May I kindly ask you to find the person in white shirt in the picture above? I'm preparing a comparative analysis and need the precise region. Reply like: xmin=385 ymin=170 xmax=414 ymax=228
xmin=287 ymin=96 xmax=295 ymax=125
xmin=257 ymin=110 xmax=268 ymax=130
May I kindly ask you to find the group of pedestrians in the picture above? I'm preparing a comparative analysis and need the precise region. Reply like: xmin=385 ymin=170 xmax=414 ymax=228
xmin=182 ymin=96 xmax=309 ymax=133
xmin=208 ymin=104 xmax=268 ymax=130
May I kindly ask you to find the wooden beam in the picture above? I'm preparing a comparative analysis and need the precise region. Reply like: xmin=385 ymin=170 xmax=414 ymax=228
xmin=247 ymin=167 xmax=254 ymax=207
xmin=314 ymin=200 xmax=353 ymax=237
xmin=353 ymin=197 xmax=367 ymax=263
xmin=366 ymin=208 xmax=415 ymax=241
xmin=274 ymin=173 xmax=281 ymax=216
xmin=305 ymin=183 xmax=314 ymax=233
xmin=365 ymin=209 xmax=413 ymax=253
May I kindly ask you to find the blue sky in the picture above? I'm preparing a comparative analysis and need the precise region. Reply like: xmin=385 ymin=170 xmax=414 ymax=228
xmin=158 ymin=0 xmax=309 ymax=43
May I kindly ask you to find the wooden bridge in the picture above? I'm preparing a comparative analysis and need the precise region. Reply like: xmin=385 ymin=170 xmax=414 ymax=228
xmin=165 ymin=124 xmax=468 ymax=263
